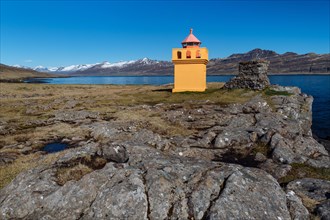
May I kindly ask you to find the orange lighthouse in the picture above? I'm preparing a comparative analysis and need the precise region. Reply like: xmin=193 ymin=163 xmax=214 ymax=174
xmin=172 ymin=29 xmax=208 ymax=92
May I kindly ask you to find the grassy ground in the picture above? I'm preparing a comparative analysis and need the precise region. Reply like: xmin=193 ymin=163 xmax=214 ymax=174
xmin=0 ymin=151 xmax=66 ymax=188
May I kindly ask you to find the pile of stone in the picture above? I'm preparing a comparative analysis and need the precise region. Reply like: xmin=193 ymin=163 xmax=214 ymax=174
xmin=224 ymin=60 xmax=270 ymax=90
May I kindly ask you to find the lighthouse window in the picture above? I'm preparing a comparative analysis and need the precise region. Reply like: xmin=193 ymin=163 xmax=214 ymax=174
xmin=196 ymin=50 xmax=201 ymax=58
xmin=186 ymin=50 xmax=191 ymax=58
xmin=177 ymin=51 xmax=182 ymax=59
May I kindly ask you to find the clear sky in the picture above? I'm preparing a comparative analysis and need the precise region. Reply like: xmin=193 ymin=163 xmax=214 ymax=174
xmin=1 ymin=0 xmax=329 ymax=67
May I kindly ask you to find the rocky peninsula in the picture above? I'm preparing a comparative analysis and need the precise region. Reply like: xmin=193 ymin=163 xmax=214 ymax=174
xmin=0 ymin=63 xmax=329 ymax=219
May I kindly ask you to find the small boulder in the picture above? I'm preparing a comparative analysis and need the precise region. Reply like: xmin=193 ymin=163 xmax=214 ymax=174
xmin=101 ymin=143 xmax=129 ymax=163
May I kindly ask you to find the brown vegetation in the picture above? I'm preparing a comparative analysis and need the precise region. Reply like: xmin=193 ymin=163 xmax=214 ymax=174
xmin=0 ymin=64 xmax=56 ymax=80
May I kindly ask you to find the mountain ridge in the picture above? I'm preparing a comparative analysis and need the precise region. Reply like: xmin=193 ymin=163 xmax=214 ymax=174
xmin=0 ymin=64 xmax=59 ymax=81
xmin=7 ymin=49 xmax=330 ymax=75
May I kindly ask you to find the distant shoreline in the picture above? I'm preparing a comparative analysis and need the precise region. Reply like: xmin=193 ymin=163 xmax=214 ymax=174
xmin=69 ymin=72 xmax=330 ymax=77
xmin=1 ymin=72 xmax=329 ymax=83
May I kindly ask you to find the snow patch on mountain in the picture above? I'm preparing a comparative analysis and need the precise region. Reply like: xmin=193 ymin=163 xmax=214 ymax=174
xmin=10 ymin=58 xmax=160 ymax=73
xmin=100 ymin=60 xmax=136 ymax=69
xmin=59 ymin=64 xmax=98 ymax=72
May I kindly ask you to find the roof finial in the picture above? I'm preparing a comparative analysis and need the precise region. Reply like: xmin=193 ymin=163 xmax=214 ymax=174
xmin=190 ymin=28 xmax=193 ymax=34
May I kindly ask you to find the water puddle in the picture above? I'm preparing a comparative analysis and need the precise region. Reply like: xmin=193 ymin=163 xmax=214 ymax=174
xmin=42 ymin=142 xmax=68 ymax=153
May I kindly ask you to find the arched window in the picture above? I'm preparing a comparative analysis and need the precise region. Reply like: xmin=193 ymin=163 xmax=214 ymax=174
xmin=177 ymin=51 xmax=182 ymax=59
xmin=196 ymin=50 xmax=201 ymax=58
xmin=186 ymin=50 xmax=191 ymax=58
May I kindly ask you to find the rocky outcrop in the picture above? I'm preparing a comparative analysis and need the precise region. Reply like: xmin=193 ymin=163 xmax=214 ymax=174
xmin=0 ymin=142 xmax=292 ymax=219
xmin=1 ymin=84 xmax=329 ymax=219
xmin=224 ymin=60 xmax=270 ymax=90
xmin=286 ymin=178 xmax=330 ymax=220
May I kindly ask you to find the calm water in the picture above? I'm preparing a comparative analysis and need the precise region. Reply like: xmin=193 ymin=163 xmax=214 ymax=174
xmin=42 ymin=142 xmax=68 ymax=153
xmin=31 ymin=75 xmax=330 ymax=139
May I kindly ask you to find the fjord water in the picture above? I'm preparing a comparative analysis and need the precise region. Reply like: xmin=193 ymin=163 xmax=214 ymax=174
xmin=38 ymin=75 xmax=330 ymax=139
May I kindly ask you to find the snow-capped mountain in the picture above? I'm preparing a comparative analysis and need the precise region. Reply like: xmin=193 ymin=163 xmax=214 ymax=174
xmin=73 ymin=58 xmax=171 ymax=75
xmin=33 ymin=66 xmax=56 ymax=72
xmin=31 ymin=63 xmax=100 ymax=73
xmin=15 ymin=58 xmax=167 ymax=74
xmin=9 ymin=49 xmax=329 ymax=75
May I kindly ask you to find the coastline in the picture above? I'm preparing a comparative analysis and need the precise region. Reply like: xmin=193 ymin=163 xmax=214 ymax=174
xmin=69 ymin=72 xmax=330 ymax=77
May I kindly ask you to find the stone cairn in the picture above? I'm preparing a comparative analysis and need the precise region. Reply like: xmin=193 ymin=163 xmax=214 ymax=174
xmin=224 ymin=60 xmax=270 ymax=90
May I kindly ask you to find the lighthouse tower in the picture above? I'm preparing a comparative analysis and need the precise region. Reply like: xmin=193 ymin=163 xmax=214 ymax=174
xmin=172 ymin=29 xmax=208 ymax=92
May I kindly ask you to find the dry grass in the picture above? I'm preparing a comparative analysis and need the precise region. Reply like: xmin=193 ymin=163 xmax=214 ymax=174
xmin=0 ymin=123 xmax=88 ymax=149
xmin=0 ymin=83 xmax=256 ymax=108
xmin=296 ymin=191 xmax=321 ymax=213
xmin=55 ymin=155 xmax=107 ymax=186
xmin=252 ymin=142 xmax=270 ymax=156
xmin=56 ymin=163 xmax=93 ymax=186
xmin=0 ymin=151 xmax=66 ymax=188
xmin=0 ymin=64 xmax=55 ymax=80
xmin=279 ymin=163 xmax=330 ymax=184
xmin=114 ymin=109 xmax=194 ymax=136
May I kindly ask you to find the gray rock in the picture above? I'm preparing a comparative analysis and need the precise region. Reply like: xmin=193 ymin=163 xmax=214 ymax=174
xmin=100 ymin=143 xmax=129 ymax=163
xmin=242 ymin=95 xmax=271 ymax=114
xmin=83 ymin=167 xmax=148 ymax=220
xmin=198 ymin=131 xmax=217 ymax=147
xmin=88 ymin=122 xmax=119 ymax=141
xmin=287 ymin=178 xmax=330 ymax=202
xmin=259 ymin=159 xmax=292 ymax=180
xmin=51 ymin=110 xmax=99 ymax=123
xmin=33 ymin=165 xmax=115 ymax=220
xmin=271 ymin=134 xmax=296 ymax=164
xmin=56 ymin=142 xmax=100 ymax=165
xmin=214 ymin=130 xmax=252 ymax=150
xmin=1 ymin=143 xmax=294 ymax=220
xmin=189 ymin=165 xmax=241 ymax=220
xmin=255 ymin=152 xmax=267 ymax=162
xmin=0 ymin=168 xmax=60 ymax=219
xmin=287 ymin=178 xmax=330 ymax=220
xmin=286 ymin=190 xmax=310 ymax=220
xmin=207 ymin=168 xmax=291 ymax=219
xmin=269 ymin=132 xmax=329 ymax=168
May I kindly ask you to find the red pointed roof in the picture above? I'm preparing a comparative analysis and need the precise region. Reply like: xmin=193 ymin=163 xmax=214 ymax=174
xmin=181 ymin=28 xmax=201 ymax=44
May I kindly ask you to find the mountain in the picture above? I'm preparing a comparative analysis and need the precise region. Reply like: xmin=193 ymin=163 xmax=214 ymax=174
xmin=207 ymin=49 xmax=330 ymax=74
xmin=0 ymin=64 xmax=58 ymax=81
xmin=31 ymin=63 xmax=100 ymax=73
xmin=74 ymin=50 xmax=329 ymax=75
xmin=11 ymin=49 xmax=330 ymax=76
xmin=74 ymin=58 xmax=173 ymax=76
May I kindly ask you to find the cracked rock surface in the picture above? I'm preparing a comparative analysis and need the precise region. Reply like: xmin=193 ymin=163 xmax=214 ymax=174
xmin=1 ymin=84 xmax=329 ymax=219
xmin=1 ymin=143 xmax=292 ymax=220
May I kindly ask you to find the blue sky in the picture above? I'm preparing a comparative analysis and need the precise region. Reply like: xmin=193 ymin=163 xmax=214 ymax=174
xmin=1 ymin=0 xmax=329 ymax=67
